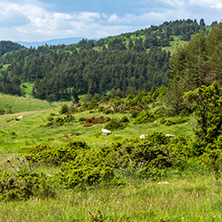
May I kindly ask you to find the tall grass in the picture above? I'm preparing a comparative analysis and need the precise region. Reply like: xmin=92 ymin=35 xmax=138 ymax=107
xmin=0 ymin=173 xmax=222 ymax=221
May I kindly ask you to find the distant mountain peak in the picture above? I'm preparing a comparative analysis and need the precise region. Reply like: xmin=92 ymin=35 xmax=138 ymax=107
xmin=16 ymin=37 xmax=85 ymax=48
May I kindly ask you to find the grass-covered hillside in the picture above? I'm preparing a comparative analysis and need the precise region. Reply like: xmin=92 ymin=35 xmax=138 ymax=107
xmin=0 ymin=93 xmax=58 ymax=114
xmin=0 ymin=101 xmax=192 ymax=154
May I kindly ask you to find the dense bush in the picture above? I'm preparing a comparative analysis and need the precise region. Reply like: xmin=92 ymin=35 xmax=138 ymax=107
xmin=57 ymin=162 xmax=116 ymax=188
xmin=106 ymin=132 xmax=176 ymax=178
xmin=104 ymin=118 xmax=127 ymax=130
xmin=0 ymin=157 xmax=54 ymax=201
xmin=22 ymin=132 xmax=195 ymax=189
xmin=133 ymin=110 xmax=155 ymax=124
xmin=160 ymin=117 xmax=189 ymax=126
xmin=25 ymin=141 xmax=89 ymax=166
xmin=60 ymin=104 xmax=69 ymax=114
xmin=44 ymin=114 xmax=75 ymax=127
xmin=119 ymin=115 xmax=129 ymax=123
xmin=0 ymin=108 xmax=5 ymax=115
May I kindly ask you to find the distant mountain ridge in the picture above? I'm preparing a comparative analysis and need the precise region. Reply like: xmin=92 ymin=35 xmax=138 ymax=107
xmin=16 ymin=37 xmax=85 ymax=48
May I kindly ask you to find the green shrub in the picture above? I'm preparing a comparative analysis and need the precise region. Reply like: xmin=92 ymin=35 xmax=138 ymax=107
xmin=0 ymin=108 xmax=5 ymax=115
xmin=98 ymin=106 xmax=105 ymax=112
xmin=129 ymin=109 xmax=140 ymax=118
xmin=44 ymin=114 xmax=75 ymax=127
xmin=6 ymin=118 xmax=15 ymax=122
xmin=63 ymin=114 xmax=75 ymax=123
xmin=106 ymin=133 xmax=175 ymax=178
xmin=25 ymin=141 xmax=89 ymax=166
xmin=57 ymin=162 xmax=115 ymax=188
xmin=47 ymin=116 xmax=54 ymax=121
xmin=9 ymin=131 xmax=16 ymax=136
xmin=103 ymin=109 xmax=113 ymax=114
xmin=104 ymin=119 xmax=127 ymax=130
xmin=164 ymin=117 xmax=189 ymax=126
xmin=0 ymin=157 xmax=55 ymax=201
xmin=159 ymin=118 xmax=166 ymax=125
xmin=60 ymin=104 xmax=69 ymax=114
xmin=56 ymin=148 xmax=124 ymax=188
xmin=23 ymin=133 xmax=192 ymax=188
xmin=119 ymin=115 xmax=129 ymax=123
xmin=133 ymin=110 xmax=155 ymax=124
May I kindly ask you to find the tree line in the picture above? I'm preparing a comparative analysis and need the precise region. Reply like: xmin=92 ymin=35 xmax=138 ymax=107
xmin=0 ymin=19 xmax=210 ymax=100
xmin=166 ymin=21 xmax=222 ymax=114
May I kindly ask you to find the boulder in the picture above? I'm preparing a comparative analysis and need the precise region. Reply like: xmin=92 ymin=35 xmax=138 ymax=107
xmin=102 ymin=129 xmax=112 ymax=136
xmin=157 ymin=181 xmax=170 ymax=184
xmin=17 ymin=116 xmax=24 ymax=120
xmin=165 ymin=134 xmax=175 ymax=138
xmin=140 ymin=134 xmax=148 ymax=139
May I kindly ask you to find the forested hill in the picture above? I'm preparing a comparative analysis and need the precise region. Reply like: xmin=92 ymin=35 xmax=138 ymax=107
xmin=0 ymin=41 xmax=24 ymax=57
xmin=75 ymin=18 xmax=208 ymax=52
xmin=0 ymin=19 xmax=211 ymax=100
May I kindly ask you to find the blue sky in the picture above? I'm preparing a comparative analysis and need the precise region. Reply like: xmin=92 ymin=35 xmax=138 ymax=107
xmin=0 ymin=0 xmax=221 ymax=42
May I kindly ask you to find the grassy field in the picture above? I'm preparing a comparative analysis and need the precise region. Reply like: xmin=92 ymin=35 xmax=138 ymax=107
xmin=2 ymin=96 xmax=220 ymax=222
xmin=21 ymin=82 xmax=35 ymax=96
xmin=0 ymin=105 xmax=193 ymax=154
xmin=0 ymin=171 xmax=222 ymax=221
xmin=0 ymin=93 xmax=59 ymax=114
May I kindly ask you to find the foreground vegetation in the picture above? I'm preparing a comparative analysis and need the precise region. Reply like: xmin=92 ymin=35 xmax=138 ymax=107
xmin=1 ymin=83 xmax=222 ymax=221
xmin=1 ymin=172 xmax=222 ymax=222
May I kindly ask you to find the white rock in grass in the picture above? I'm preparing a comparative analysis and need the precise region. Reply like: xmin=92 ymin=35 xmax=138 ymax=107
xmin=17 ymin=115 xmax=24 ymax=120
xmin=101 ymin=129 xmax=112 ymax=136
xmin=165 ymin=134 xmax=175 ymax=138
xmin=157 ymin=181 xmax=170 ymax=184
xmin=140 ymin=134 xmax=148 ymax=139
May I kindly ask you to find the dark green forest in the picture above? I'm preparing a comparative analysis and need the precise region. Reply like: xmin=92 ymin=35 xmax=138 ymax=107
xmin=166 ymin=21 xmax=222 ymax=114
xmin=0 ymin=19 xmax=210 ymax=100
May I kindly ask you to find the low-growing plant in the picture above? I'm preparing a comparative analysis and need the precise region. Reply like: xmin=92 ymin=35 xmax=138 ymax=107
xmin=104 ymin=118 xmax=127 ymax=130
xmin=0 ymin=157 xmax=55 ymax=201
xmin=106 ymin=132 xmax=176 ymax=178
xmin=44 ymin=114 xmax=75 ymax=127
xmin=98 ymin=106 xmax=105 ymax=112
xmin=164 ymin=117 xmax=189 ymax=126
xmin=60 ymin=104 xmax=69 ymax=114
xmin=47 ymin=116 xmax=54 ymax=121
xmin=25 ymin=141 xmax=89 ymax=166
xmin=0 ymin=108 xmax=5 ymax=115
xmin=133 ymin=110 xmax=155 ymax=124
xmin=84 ymin=116 xmax=111 ymax=125
xmin=6 ymin=118 xmax=15 ymax=122
xmin=119 ymin=115 xmax=129 ymax=123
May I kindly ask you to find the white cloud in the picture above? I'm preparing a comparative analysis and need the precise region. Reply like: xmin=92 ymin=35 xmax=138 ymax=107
xmin=77 ymin=12 xmax=101 ymax=21
xmin=0 ymin=0 xmax=220 ymax=42
xmin=107 ymin=14 xmax=119 ymax=23
xmin=160 ymin=0 xmax=186 ymax=7
xmin=190 ymin=0 xmax=222 ymax=9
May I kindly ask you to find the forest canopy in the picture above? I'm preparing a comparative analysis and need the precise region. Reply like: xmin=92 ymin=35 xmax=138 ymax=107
xmin=166 ymin=22 xmax=222 ymax=114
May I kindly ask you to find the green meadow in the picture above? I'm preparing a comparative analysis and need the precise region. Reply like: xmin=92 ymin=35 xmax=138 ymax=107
xmin=0 ymin=94 xmax=221 ymax=222
xmin=0 ymin=93 xmax=59 ymax=113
